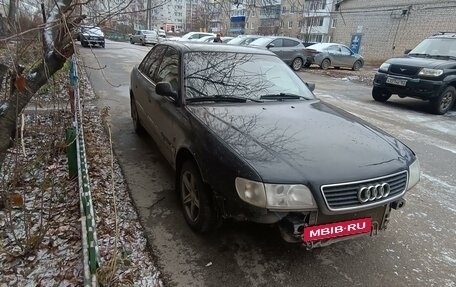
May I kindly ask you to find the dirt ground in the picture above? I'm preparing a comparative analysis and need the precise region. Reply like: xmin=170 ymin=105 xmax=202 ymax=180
xmin=303 ymin=65 xmax=379 ymax=86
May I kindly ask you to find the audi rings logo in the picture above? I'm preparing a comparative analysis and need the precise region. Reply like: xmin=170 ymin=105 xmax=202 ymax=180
xmin=357 ymin=183 xmax=391 ymax=203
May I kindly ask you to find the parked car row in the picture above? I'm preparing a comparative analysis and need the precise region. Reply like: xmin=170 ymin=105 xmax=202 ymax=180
xmin=224 ymin=35 xmax=365 ymax=72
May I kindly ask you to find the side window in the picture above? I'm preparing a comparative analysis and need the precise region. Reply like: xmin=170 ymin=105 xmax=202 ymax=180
xmin=156 ymin=48 xmax=179 ymax=93
xmin=138 ymin=46 xmax=167 ymax=80
xmin=340 ymin=46 xmax=352 ymax=55
xmin=271 ymin=38 xmax=283 ymax=47
xmin=326 ymin=45 xmax=339 ymax=52
xmin=188 ymin=34 xmax=199 ymax=39
xmin=283 ymin=39 xmax=299 ymax=47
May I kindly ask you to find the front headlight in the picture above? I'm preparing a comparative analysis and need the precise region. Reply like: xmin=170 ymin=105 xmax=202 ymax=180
xmin=379 ymin=62 xmax=391 ymax=72
xmin=235 ymin=178 xmax=266 ymax=208
xmin=265 ymin=184 xmax=317 ymax=210
xmin=407 ymin=159 xmax=420 ymax=190
xmin=235 ymin=178 xmax=317 ymax=210
xmin=418 ymin=68 xmax=443 ymax=77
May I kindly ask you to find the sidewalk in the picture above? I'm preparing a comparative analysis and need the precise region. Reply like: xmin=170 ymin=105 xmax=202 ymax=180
xmin=302 ymin=65 xmax=378 ymax=86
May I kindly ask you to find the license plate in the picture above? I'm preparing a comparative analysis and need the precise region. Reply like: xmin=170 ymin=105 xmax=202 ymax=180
xmin=303 ymin=218 xmax=372 ymax=242
xmin=386 ymin=77 xmax=407 ymax=86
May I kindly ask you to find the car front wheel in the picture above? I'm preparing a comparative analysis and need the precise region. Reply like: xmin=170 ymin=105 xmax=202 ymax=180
xmin=372 ymin=87 xmax=392 ymax=102
xmin=179 ymin=161 xmax=218 ymax=233
xmin=430 ymin=86 xmax=455 ymax=115
xmin=352 ymin=60 xmax=362 ymax=71
xmin=291 ymin=57 xmax=303 ymax=71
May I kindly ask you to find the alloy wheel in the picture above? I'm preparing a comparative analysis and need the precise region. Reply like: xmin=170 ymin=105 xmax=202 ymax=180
xmin=440 ymin=90 xmax=454 ymax=111
xmin=181 ymin=170 xmax=200 ymax=223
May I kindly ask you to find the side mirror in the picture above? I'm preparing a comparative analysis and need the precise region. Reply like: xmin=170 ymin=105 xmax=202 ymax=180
xmin=156 ymin=82 xmax=177 ymax=99
xmin=306 ymin=82 xmax=315 ymax=92
xmin=404 ymin=49 xmax=412 ymax=54
xmin=266 ymin=43 xmax=275 ymax=49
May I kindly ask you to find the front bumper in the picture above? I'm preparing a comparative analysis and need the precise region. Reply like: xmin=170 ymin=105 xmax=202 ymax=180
xmin=82 ymin=37 xmax=105 ymax=46
xmin=278 ymin=198 xmax=405 ymax=247
xmin=373 ymin=72 xmax=444 ymax=100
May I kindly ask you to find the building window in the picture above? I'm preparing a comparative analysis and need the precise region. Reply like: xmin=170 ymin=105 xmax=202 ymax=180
xmin=288 ymin=21 xmax=293 ymax=29
xmin=251 ymin=22 xmax=254 ymax=29
xmin=331 ymin=18 xmax=337 ymax=28
xmin=290 ymin=5 xmax=295 ymax=13
xmin=282 ymin=6 xmax=287 ymax=14
xmin=251 ymin=10 xmax=255 ymax=17
xmin=307 ymin=17 xmax=324 ymax=27
xmin=246 ymin=22 xmax=249 ymax=29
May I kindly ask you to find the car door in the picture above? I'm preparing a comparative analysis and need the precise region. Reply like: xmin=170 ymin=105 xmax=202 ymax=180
xmin=325 ymin=45 xmax=341 ymax=65
xmin=149 ymin=47 xmax=181 ymax=162
xmin=133 ymin=45 xmax=167 ymax=137
xmin=268 ymin=38 xmax=285 ymax=60
xmin=339 ymin=45 xmax=356 ymax=67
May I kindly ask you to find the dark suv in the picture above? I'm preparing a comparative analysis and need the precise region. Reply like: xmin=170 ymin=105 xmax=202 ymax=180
xmin=373 ymin=32 xmax=456 ymax=114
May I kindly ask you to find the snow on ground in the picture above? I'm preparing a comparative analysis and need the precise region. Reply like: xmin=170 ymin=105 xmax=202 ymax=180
xmin=0 ymin=63 xmax=163 ymax=286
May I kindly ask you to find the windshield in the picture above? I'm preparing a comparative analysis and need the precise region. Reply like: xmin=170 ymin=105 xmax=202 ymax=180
xmin=82 ymin=27 xmax=102 ymax=35
xmin=184 ymin=52 xmax=314 ymax=101
xmin=249 ymin=37 xmax=273 ymax=47
xmin=410 ymin=38 xmax=456 ymax=57
xmin=143 ymin=30 xmax=156 ymax=35
xmin=227 ymin=37 xmax=245 ymax=45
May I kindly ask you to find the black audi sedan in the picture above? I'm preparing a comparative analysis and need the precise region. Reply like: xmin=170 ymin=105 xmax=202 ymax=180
xmin=130 ymin=42 xmax=420 ymax=248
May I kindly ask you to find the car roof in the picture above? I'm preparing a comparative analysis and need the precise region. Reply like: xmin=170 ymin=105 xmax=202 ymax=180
xmin=257 ymin=36 xmax=302 ymax=41
xmin=159 ymin=41 xmax=276 ymax=55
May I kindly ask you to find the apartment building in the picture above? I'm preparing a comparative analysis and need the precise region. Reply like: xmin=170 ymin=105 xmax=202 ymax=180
xmin=241 ymin=0 xmax=334 ymax=41
xmin=331 ymin=0 xmax=456 ymax=62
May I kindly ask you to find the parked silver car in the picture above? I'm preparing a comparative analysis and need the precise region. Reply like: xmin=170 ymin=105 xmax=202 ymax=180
xmin=305 ymin=43 xmax=364 ymax=70
xmin=249 ymin=36 xmax=306 ymax=71
xmin=227 ymin=35 xmax=262 ymax=46
xmin=130 ymin=30 xmax=159 ymax=46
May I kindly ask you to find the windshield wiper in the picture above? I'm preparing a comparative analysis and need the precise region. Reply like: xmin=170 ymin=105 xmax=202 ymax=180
xmin=408 ymin=53 xmax=430 ymax=57
xmin=186 ymin=95 xmax=262 ymax=103
xmin=428 ymin=54 xmax=456 ymax=60
xmin=260 ymin=93 xmax=305 ymax=100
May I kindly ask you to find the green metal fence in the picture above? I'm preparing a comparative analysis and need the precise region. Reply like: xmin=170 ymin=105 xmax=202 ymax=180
xmin=69 ymin=56 xmax=99 ymax=286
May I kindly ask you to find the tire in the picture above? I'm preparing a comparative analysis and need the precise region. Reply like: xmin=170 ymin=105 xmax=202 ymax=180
xmin=291 ymin=57 xmax=303 ymax=71
xmin=372 ymin=87 xmax=392 ymax=102
xmin=430 ymin=86 xmax=456 ymax=115
xmin=320 ymin=58 xmax=331 ymax=70
xmin=304 ymin=62 xmax=311 ymax=68
xmin=352 ymin=60 xmax=362 ymax=71
xmin=81 ymin=40 xmax=88 ymax=47
xmin=141 ymin=39 xmax=145 ymax=46
xmin=130 ymin=96 xmax=145 ymax=134
xmin=130 ymin=38 xmax=134 ymax=44
xmin=179 ymin=161 xmax=219 ymax=233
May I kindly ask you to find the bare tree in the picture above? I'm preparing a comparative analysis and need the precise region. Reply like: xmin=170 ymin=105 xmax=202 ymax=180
xmin=0 ymin=0 xmax=166 ymax=166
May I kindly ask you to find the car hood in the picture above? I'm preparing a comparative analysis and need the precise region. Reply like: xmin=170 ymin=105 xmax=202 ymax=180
xmin=386 ymin=56 xmax=456 ymax=69
xmin=187 ymin=101 xmax=414 ymax=186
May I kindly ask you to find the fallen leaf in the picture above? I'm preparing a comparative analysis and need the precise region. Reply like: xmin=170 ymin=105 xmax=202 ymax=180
xmin=15 ymin=75 xmax=26 ymax=92
xmin=10 ymin=193 xmax=24 ymax=208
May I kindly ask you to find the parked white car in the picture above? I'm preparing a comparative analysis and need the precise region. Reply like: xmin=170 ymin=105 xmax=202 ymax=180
xmin=171 ymin=32 xmax=215 ymax=42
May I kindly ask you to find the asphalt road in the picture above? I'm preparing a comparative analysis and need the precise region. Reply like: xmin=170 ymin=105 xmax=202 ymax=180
xmin=79 ymin=40 xmax=456 ymax=287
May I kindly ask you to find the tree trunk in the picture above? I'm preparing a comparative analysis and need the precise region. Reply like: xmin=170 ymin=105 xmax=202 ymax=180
xmin=0 ymin=0 xmax=79 ymax=166
xmin=7 ymin=0 xmax=17 ymax=25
